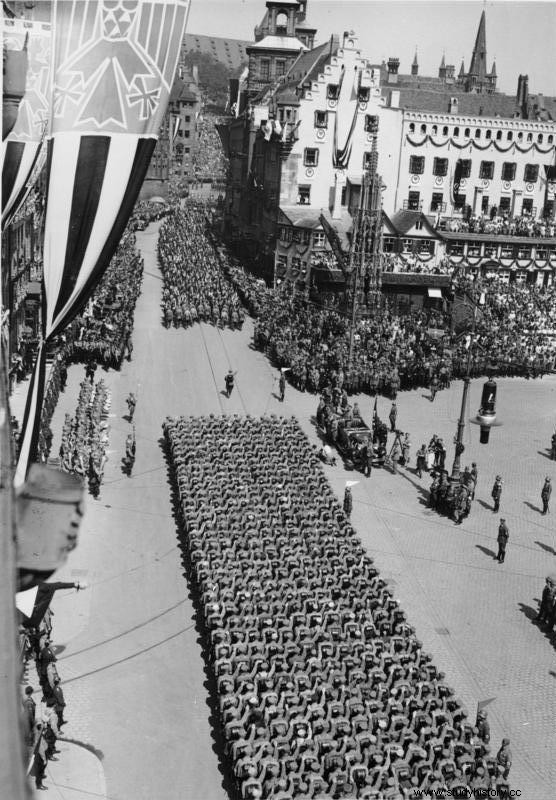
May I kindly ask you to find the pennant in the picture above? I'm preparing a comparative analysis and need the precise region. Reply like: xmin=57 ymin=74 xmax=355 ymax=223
xmin=16 ymin=0 xmax=191 ymax=487
xmin=15 ymin=586 xmax=39 ymax=619
xmin=2 ymin=18 xmax=52 ymax=229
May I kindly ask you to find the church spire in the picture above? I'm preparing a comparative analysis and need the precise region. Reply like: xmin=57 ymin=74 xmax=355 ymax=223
xmin=411 ymin=48 xmax=418 ymax=76
xmin=467 ymin=9 xmax=487 ymax=85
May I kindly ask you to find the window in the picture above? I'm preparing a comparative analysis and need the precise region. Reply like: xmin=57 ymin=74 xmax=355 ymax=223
xmin=517 ymin=245 xmax=532 ymax=258
xmin=327 ymin=84 xmax=339 ymax=100
xmin=418 ymin=240 xmax=434 ymax=255
xmin=507 ymin=131 xmax=513 ymax=141
xmin=409 ymin=123 xmax=415 ymax=133
xmin=549 ymin=135 xmax=554 ymax=144
xmin=312 ymin=231 xmax=326 ymax=248
xmin=485 ymin=129 xmax=492 ymax=140
xmin=185 ymin=115 xmax=191 ymax=122
xmin=433 ymin=158 xmax=448 ymax=177
xmin=479 ymin=161 xmax=494 ymax=179
xmin=407 ymin=191 xmax=420 ymax=210
xmin=358 ymin=87 xmax=370 ymax=102
xmin=448 ymin=242 xmax=464 ymax=256
xmin=280 ymin=226 xmax=292 ymax=242
xmin=502 ymin=162 xmax=517 ymax=181
xmin=521 ymin=198 xmax=533 ymax=215
xmin=314 ymin=110 xmax=327 ymax=128
xmin=260 ymin=59 xmax=270 ymax=80
xmin=538 ymin=133 xmax=544 ymax=143
xmin=431 ymin=192 xmax=444 ymax=211
xmin=475 ymin=128 xmax=481 ymax=139
xmin=499 ymin=196 xmax=511 ymax=212
xmin=442 ymin=126 xmax=449 ymax=136
xmin=304 ymin=148 xmax=319 ymax=167
xmin=524 ymin=164 xmax=539 ymax=183
xmin=184 ymin=130 xmax=190 ymax=138
xmin=517 ymin=132 xmax=523 ymax=141
xmin=409 ymin=156 xmax=425 ymax=175
xmin=496 ymin=131 xmax=502 ymax=141
xmin=363 ymin=152 xmax=375 ymax=169
xmin=481 ymin=195 xmax=489 ymax=213
xmin=453 ymin=194 xmax=466 ymax=210
xmin=454 ymin=127 xmax=460 ymax=137
xmin=420 ymin=124 xmax=427 ymax=134
xmin=341 ymin=186 xmax=347 ymax=205
xmin=365 ymin=115 xmax=379 ymax=133
xmin=464 ymin=127 xmax=470 ymax=137
xmin=297 ymin=185 xmax=310 ymax=204
xmin=467 ymin=244 xmax=481 ymax=257
xmin=432 ymin=125 xmax=438 ymax=135
xmin=383 ymin=236 xmax=396 ymax=253
xmin=459 ymin=159 xmax=472 ymax=178
xmin=276 ymin=60 xmax=286 ymax=77
xmin=184 ymin=147 xmax=190 ymax=154
xmin=484 ymin=244 xmax=497 ymax=258
xmin=402 ymin=238 xmax=414 ymax=253
xmin=527 ymin=132 xmax=533 ymax=142
xmin=500 ymin=244 xmax=514 ymax=258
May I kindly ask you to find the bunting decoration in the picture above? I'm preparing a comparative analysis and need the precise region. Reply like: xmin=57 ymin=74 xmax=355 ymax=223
xmin=406 ymin=133 xmax=555 ymax=155
xmin=452 ymin=159 xmax=464 ymax=205
xmin=16 ymin=0 xmax=191 ymax=487
xmin=2 ymin=18 xmax=51 ymax=229
xmin=172 ymin=113 xmax=181 ymax=142
xmin=332 ymin=66 xmax=360 ymax=169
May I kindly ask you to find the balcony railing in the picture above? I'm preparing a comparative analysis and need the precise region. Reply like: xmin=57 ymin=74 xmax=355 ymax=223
xmin=403 ymin=199 xmax=423 ymax=211
xmin=430 ymin=202 xmax=447 ymax=213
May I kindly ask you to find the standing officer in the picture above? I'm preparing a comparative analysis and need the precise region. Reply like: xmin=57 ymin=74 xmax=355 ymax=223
xmin=496 ymin=738 xmax=512 ymax=779
xmin=475 ymin=709 xmax=490 ymax=744
xmin=536 ymin=577 xmax=555 ymax=625
xmin=496 ymin=519 xmax=509 ymax=563
xmin=430 ymin=373 xmax=439 ymax=402
xmin=416 ymin=444 xmax=427 ymax=478
xmin=541 ymin=476 xmax=552 ymax=515
xmin=22 ymin=686 xmax=36 ymax=746
xmin=52 ymin=677 xmax=66 ymax=728
xmin=343 ymin=486 xmax=353 ymax=518
xmin=278 ymin=371 xmax=286 ymax=402
xmin=491 ymin=475 xmax=503 ymax=513
xmin=225 ymin=369 xmax=235 ymax=398
xmin=389 ymin=402 xmax=397 ymax=432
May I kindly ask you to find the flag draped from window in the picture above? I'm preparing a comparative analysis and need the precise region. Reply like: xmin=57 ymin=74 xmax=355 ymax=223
xmin=16 ymin=0 xmax=190 ymax=486
xmin=2 ymin=18 xmax=51 ymax=229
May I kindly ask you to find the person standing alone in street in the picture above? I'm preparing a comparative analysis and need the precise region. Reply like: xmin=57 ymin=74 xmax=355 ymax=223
xmin=343 ymin=486 xmax=353 ymax=518
xmin=389 ymin=402 xmax=397 ymax=432
xmin=278 ymin=371 xmax=286 ymax=402
xmin=225 ymin=369 xmax=235 ymax=398
xmin=541 ymin=476 xmax=552 ymax=515
xmin=491 ymin=475 xmax=503 ymax=513
xmin=496 ymin=518 xmax=509 ymax=563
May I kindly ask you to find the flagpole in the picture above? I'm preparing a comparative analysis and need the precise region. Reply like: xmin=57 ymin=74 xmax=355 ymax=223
xmin=451 ymin=301 xmax=477 ymax=480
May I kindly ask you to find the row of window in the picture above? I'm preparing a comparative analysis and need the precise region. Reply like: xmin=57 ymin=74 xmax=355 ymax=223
xmin=409 ymin=156 xmax=541 ymax=183
xmin=408 ymin=122 xmax=554 ymax=145
xmin=447 ymin=242 xmax=555 ymax=259
xmin=406 ymin=189 xmax=544 ymax=216
xmin=314 ymin=111 xmax=378 ymax=132
xmin=260 ymin=58 xmax=287 ymax=80
xmin=303 ymin=148 xmax=376 ymax=169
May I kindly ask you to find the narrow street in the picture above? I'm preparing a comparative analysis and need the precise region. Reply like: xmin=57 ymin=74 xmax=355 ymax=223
xmin=40 ymin=219 xmax=556 ymax=800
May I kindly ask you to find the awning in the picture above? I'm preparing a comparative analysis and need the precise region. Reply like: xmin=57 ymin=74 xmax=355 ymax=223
xmin=428 ymin=288 xmax=443 ymax=298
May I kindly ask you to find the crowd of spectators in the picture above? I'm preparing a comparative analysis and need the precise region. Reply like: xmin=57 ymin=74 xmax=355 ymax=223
xmin=438 ymin=213 xmax=556 ymax=239
xmin=158 ymin=202 xmax=245 ymax=329
xmin=62 ymin=230 xmax=143 ymax=369
xmin=59 ymin=369 xmax=110 ymax=497
xmin=164 ymin=414 xmax=513 ymax=800
xmin=192 ymin=113 xmax=228 ymax=186
xmin=129 ymin=199 xmax=171 ymax=231
xmin=382 ymin=255 xmax=452 ymax=275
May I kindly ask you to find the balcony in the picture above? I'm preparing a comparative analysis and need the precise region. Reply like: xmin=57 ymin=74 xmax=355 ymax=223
xmin=430 ymin=202 xmax=447 ymax=213
xmin=403 ymin=199 xmax=423 ymax=211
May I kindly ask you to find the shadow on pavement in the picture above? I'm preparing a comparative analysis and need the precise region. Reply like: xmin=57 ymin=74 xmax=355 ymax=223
xmin=475 ymin=499 xmax=493 ymax=511
xmin=517 ymin=602 xmax=538 ymax=622
xmin=535 ymin=539 xmax=556 ymax=555
xmin=524 ymin=500 xmax=542 ymax=514
xmin=475 ymin=544 xmax=497 ymax=559
xmin=537 ymin=449 xmax=553 ymax=461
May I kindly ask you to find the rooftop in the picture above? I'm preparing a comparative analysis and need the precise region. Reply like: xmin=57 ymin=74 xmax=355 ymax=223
xmin=248 ymin=35 xmax=308 ymax=52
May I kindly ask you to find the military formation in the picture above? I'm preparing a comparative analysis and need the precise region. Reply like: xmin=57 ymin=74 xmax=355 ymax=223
xmin=158 ymin=203 xmax=245 ymax=329
xmin=59 ymin=369 xmax=111 ymax=497
xmin=163 ymin=414 xmax=514 ymax=799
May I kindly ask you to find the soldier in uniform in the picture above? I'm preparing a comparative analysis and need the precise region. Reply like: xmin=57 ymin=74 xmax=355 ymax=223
xmin=475 ymin=709 xmax=490 ymax=743
xmin=126 ymin=392 xmax=137 ymax=421
xmin=389 ymin=402 xmax=397 ymax=432
xmin=535 ymin=576 xmax=555 ymax=625
xmin=416 ymin=444 xmax=427 ymax=478
xmin=551 ymin=431 xmax=556 ymax=460
xmin=541 ymin=476 xmax=552 ymax=515
xmin=343 ymin=486 xmax=353 ymax=519
xmin=430 ymin=374 xmax=439 ymax=402
xmin=470 ymin=462 xmax=478 ymax=500
xmin=496 ymin=738 xmax=512 ymax=779
xmin=278 ymin=371 xmax=286 ymax=402
xmin=491 ymin=475 xmax=503 ymax=513
xmin=225 ymin=369 xmax=235 ymax=398
xmin=496 ymin=519 xmax=509 ymax=563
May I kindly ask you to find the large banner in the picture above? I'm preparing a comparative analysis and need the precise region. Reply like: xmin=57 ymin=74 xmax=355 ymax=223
xmin=16 ymin=0 xmax=190 ymax=486
xmin=2 ymin=18 xmax=51 ymax=229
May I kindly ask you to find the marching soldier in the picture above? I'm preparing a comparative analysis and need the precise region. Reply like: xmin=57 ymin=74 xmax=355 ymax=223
xmin=496 ymin=519 xmax=509 ymax=563
xmin=496 ymin=738 xmax=512 ymax=779
xmin=541 ymin=476 xmax=552 ymax=515
xmin=343 ymin=486 xmax=353 ymax=519
xmin=491 ymin=475 xmax=503 ymax=513
xmin=536 ymin=576 xmax=555 ymax=625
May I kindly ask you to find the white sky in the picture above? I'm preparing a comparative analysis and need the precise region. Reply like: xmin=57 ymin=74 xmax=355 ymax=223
xmin=187 ymin=0 xmax=556 ymax=96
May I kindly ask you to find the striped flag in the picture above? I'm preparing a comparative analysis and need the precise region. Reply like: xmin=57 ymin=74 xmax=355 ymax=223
xmin=2 ymin=18 xmax=51 ymax=229
xmin=16 ymin=0 xmax=191 ymax=486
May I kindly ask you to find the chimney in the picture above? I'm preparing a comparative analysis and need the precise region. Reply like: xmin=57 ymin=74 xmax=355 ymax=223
xmin=449 ymin=96 xmax=458 ymax=114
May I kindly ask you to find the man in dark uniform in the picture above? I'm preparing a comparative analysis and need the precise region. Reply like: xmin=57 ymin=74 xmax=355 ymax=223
xmin=52 ymin=677 xmax=66 ymax=728
xmin=541 ymin=476 xmax=552 ymax=515
xmin=389 ymin=402 xmax=397 ymax=432
xmin=491 ymin=475 xmax=503 ymax=513
xmin=278 ymin=371 xmax=286 ymax=402
xmin=416 ymin=444 xmax=427 ymax=478
xmin=430 ymin=374 xmax=439 ymax=402
xmin=22 ymin=686 xmax=36 ymax=746
xmin=496 ymin=519 xmax=509 ymax=563
xmin=536 ymin=577 xmax=555 ymax=625
xmin=225 ymin=369 xmax=235 ymax=398
xmin=496 ymin=738 xmax=512 ymax=779
xmin=475 ymin=709 xmax=490 ymax=743
xmin=343 ymin=486 xmax=353 ymax=518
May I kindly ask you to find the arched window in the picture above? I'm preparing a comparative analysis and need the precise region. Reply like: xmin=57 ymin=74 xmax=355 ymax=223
xmin=409 ymin=122 xmax=415 ymax=133
xmin=538 ymin=133 xmax=544 ymax=143
xmin=548 ymin=135 xmax=554 ymax=144
xmin=517 ymin=131 xmax=523 ymax=141
xmin=442 ymin=126 xmax=449 ymax=136
xmin=485 ymin=130 xmax=492 ymax=139
xmin=275 ymin=11 xmax=288 ymax=32
xmin=475 ymin=128 xmax=481 ymax=139
xmin=464 ymin=127 xmax=470 ymax=137
xmin=507 ymin=131 xmax=513 ymax=141
xmin=454 ymin=126 xmax=460 ymax=137
xmin=420 ymin=124 xmax=427 ymax=134
xmin=496 ymin=130 xmax=502 ymax=141
xmin=432 ymin=125 xmax=438 ymax=135
xmin=527 ymin=132 xmax=533 ymax=142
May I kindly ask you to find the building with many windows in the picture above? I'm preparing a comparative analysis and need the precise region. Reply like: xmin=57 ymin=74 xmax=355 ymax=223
xmin=220 ymin=1 xmax=556 ymax=292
